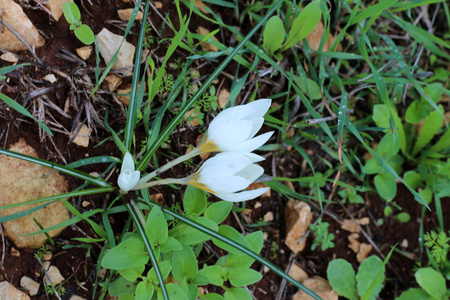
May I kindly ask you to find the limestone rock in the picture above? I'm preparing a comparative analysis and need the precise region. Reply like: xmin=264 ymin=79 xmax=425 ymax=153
xmin=196 ymin=26 xmax=219 ymax=52
xmin=0 ymin=139 xmax=70 ymax=249
xmin=76 ymin=46 xmax=92 ymax=60
xmin=293 ymin=276 xmax=338 ymax=300
xmin=103 ymin=74 xmax=123 ymax=92
xmin=97 ymin=28 xmax=136 ymax=75
xmin=217 ymin=89 xmax=229 ymax=108
xmin=117 ymin=8 xmax=143 ymax=21
xmin=72 ymin=124 xmax=91 ymax=147
xmin=289 ymin=264 xmax=309 ymax=283
xmin=44 ymin=266 xmax=64 ymax=285
xmin=69 ymin=296 xmax=87 ymax=300
xmin=0 ymin=52 xmax=18 ymax=63
xmin=0 ymin=281 xmax=30 ymax=300
xmin=20 ymin=276 xmax=40 ymax=296
xmin=285 ymin=201 xmax=312 ymax=254
xmin=0 ymin=0 xmax=45 ymax=52
xmin=45 ymin=0 xmax=73 ymax=21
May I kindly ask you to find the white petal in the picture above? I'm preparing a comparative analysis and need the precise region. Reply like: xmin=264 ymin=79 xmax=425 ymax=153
xmin=118 ymin=170 xmax=141 ymax=192
xmin=122 ymin=152 xmax=135 ymax=172
xmin=211 ymin=175 xmax=252 ymax=193
xmin=232 ymin=131 xmax=274 ymax=152
xmin=248 ymin=117 xmax=265 ymax=138
xmin=243 ymin=99 xmax=272 ymax=119
xmin=208 ymin=120 xmax=253 ymax=150
xmin=214 ymin=188 xmax=269 ymax=202
xmin=240 ymin=152 xmax=266 ymax=162
xmin=235 ymin=164 xmax=264 ymax=182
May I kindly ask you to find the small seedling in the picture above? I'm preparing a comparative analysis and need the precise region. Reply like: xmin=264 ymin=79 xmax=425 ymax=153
xmin=63 ymin=2 xmax=95 ymax=45
xmin=309 ymin=218 xmax=335 ymax=251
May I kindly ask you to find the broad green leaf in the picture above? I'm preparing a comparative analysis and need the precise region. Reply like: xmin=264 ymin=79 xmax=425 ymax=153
xmin=193 ymin=265 xmax=225 ymax=286
xmin=412 ymin=107 xmax=444 ymax=156
xmin=228 ymin=268 xmax=263 ymax=287
xmin=396 ymin=288 xmax=433 ymax=300
xmin=372 ymin=104 xmax=406 ymax=154
xmin=429 ymin=128 xmax=450 ymax=153
xmin=415 ymin=268 xmax=447 ymax=300
xmin=160 ymin=236 xmax=183 ymax=253
xmin=172 ymin=245 xmax=198 ymax=281
xmin=183 ymin=186 xmax=207 ymax=217
xmin=403 ymin=171 xmax=423 ymax=190
xmin=136 ymin=281 xmax=154 ymax=300
xmin=147 ymin=260 xmax=172 ymax=283
xmin=376 ymin=132 xmax=401 ymax=157
xmin=374 ymin=173 xmax=397 ymax=200
xmin=281 ymin=0 xmax=321 ymax=51
xmin=169 ymin=217 xmax=218 ymax=245
xmin=224 ymin=287 xmax=252 ymax=300
xmin=118 ymin=294 xmax=134 ymax=300
xmin=363 ymin=158 xmax=382 ymax=175
xmin=327 ymin=259 xmax=358 ymax=300
xmin=263 ymin=16 xmax=285 ymax=56
xmin=212 ymin=225 xmax=252 ymax=254
xmin=245 ymin=231 xmax=264 ymax=254
xmin=101 ymin=238 xmax=149 ymax=270
xmin=145 ymin=206 xmax=168 ymax=245
xmin=223 ymin=253 xmax=256 ymax=270
xmin=109 ymin=277 xmax=136 ymax=296
xmin=204 ymin=201 xmax=232 ymax=224
xmin=356 ymin=256 xmax=385 ymax=300
xmin=63 ymin=2 xmax=81 ymax=25
xmin=74 ymin=24 xmax=95 ymax=45
xmin=293 ymin=76 xmax=322 ymax=100
xmin=204 ymin=294 xmax=224 ymax=300
xmin=159 ymin=283 xmax=188 ymax=300
xmin=118 ymin=264 xmax=145 ymax=282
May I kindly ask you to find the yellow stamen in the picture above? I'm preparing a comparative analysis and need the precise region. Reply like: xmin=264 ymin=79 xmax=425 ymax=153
xmin=197 ymin=138 xmax=220 ymax=153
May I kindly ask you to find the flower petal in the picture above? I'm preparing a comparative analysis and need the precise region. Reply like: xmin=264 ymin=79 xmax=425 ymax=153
xmin=214 ymin=187 xmax=269 ymax=202
xmin=121 ymin=152 xmax=135 ymax=172
xmin=207 ymin=120 xmax=253 ymax=150
xmin=231 ymin=131 xmax=274 ymax=153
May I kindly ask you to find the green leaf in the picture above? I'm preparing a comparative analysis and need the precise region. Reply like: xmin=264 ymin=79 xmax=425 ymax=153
xmin=412 ymin=107 xmax=444 ymax=157
xmin=396 ymin=288 xmax=433 ymax=300
xmin=160 ymin=236 xmax=183 ymax=253
xmin=169 ymin=217 xmax=218 ymax=245
xmin=293 ymin=76 xmax=322 ymax=100
xmin=374 ymin=173 xmax=397 ymax=200
xmin=376 ymin=132 xmax=400 ymax=157
xmin=228 ymin=268 xmax=263 ymax=287
xmin=403 ymin=171 xmax=423 ymax=190
xmin=109 ymin=277 xmax=136 ymax=296
xmin=204 ymin=294 xmax=224 ymax=300
xmin=372 ymin=104 xmax=406 ymax=154
xmin=118 ymin=264 xmax=145 ymax=282
xmin=263 ymin=16 xmax=285 ymax=56
xmin=327 ymin=259 xmax=358 ymax=300
xmin=63 ymin=2 xmax=81 ymax=25
xmin=415 ymin=268 xmax=447 ymax=300
xmin=356 ymin=256 xmax=385 ymax=300
xmin=429 ymin=128 xmax=450 ymax=153
xmin=193 ymin=265 xmax=225 ymax=286
xmin=101 ymin=237 xmax=149 ymax=270
xmin=395 ymin=212 xmax=410 ymax=223
xmin=212 ymin=225 xmax=252 ymax=254
xmin=351 ymin=0 xmax=399 ymax=25
xmin=136 ymin=281 xmax=154 ymax=300
xmin=145 ymin=206 xmax=168 ymax=246
xmin=147 ymin=260 xmax=172 ymax=283
xmin=161 ymin=283 xmax=188 ymax=300
xmin=74 ymin=24 xmax=95 ymax=45
xmin=245 ymin=231 xmax=264 ymax=254
xmin=282 ymin=0 xmax=321 ymax=51
xmin=224 ymin=287 xmax=253 ymax=300
xmin=183 ymin=186 xmax=207 ymax=217
xmin=363 ymin=158 xmax=382 ymax=175
xmin=204 ymin=201 xmax=232 ymax=224
xmin=172 ymin=245 xmax=198 ymax=281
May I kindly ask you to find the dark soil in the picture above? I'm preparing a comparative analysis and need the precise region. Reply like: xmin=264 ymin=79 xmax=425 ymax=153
xmin=0 ymin=1 xmax=448 ymax=300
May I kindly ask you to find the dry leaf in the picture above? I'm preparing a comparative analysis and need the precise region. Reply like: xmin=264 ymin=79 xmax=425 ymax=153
xmin=357 ymin=243 xmax=372 ymax=263
xmin=218 ymin=89 xmax=230 ymax=108
xmin=348 ymin=233 xmax=360 ymax=253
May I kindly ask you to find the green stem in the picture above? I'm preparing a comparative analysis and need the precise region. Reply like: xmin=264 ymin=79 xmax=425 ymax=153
xmin=133 ymin=177 xmax=188 ymax=191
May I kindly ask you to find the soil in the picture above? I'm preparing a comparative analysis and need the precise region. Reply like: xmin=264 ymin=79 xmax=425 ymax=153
xmin=0 ymin=1 xmax=448 ymax=300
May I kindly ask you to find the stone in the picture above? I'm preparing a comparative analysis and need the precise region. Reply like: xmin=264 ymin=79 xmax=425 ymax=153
xmin=117 ymin=8 xmax=143 ymax=21
xmin=289 ymin=264 xmax=309 ymax=283
xmin=0 ymin=0 xmax=45 ymax=52
xmin=0 ymin=52 xmax=18 ymax=63
xmin=20 ymin=276 xmax=40 ymax=296
xmin=254 ymin=201 xmax=262 ymax=209
xmin=0 ymin=139 xmax=70 ymax=249
xmin=285 ymin=201 xmax=312 ymax=254
xmin=196 ymin=26 xmax=219 ymax=52
xmin=103 ymin=74 xmax=123 ymax=92
xmin=42 ymin=261 xmax=51 ymax=271
xmin=341 ymin=218 xmax=370 ymax=233
xmin=348 ymin=233 xmax=360 ymax=253
xmin=0 ymin=281 xmax=30 ymax=300
xmin=217 ymin=89 xmax=229 ymax=108
xmin=96 ymin=28 xmax=136 ymax=76
xmin=72 ymin=124 xmax=91 ymax=147
xmin=263 ymin=211 xmax=274 ymax=222
xmin=153 ymin=1 xmax=162 ymax=9
xmin=116 ymin=83 xmax=143 ymax=106
xmin=357 ymin=243 xmax=372 ymax=263
xmin=76 ymin=46 xmax=92 ymax=60
xmin=44 ymin=266 xmax=64 ymax=285
xmin=43 ymin=74 xmax=57 ymax=83
xmin=293 ymin=276 xmax=338 ymax=300
xmin=10 ymin=247 xmax=20 ymax=257
xmin=45 ymin=0 xmax=73 ymax=21
xmin=69 ymin=296 xmax=87 ymax=300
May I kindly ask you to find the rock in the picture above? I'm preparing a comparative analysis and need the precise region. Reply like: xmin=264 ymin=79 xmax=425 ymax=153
xmin=153 ymin=1 xmax=162 ymax=9
xmin=196 ymin=26 xmax=219 ymax=52
xmin=43 ymin=74 xmax=57 ymax=83
xmin=348 ymin=233 xmax=360 ymax=253
xmin=264 ymin=211 xmax=274 ymax=222
xmin=20 ymin=276 xmax=40 ymax=296
xmin=69 ymin=296 xmax=86 ymax=300
xmin=0 ymin=139 xmax=70 ymax=249
xmin=217 ymin=89 xmax=229 ymax=108
xmin=45 ymin=0 xmax=73 ymax=21
xmin=96 ymin=28 xmax=136 ymax=76
xmin=254 ymin=201 xmax=262 ymax=209
xmin=76 ymin=46 xmax=92 ymax=60
xmin=0 ymin=281 xmax=30 ymax=300
xmin=117 ymin=8 xmax=143 ymax=21
xmin=10 ymin=247 xmax=20 ymax=257
xmin=44 ymin=266 xmax=64 ymax=285
xmin=43 ymin=253 xmax=52 ymax=261
xmin=0 ymin=0 xmax=45 ymax=52
xmin=357 ymin=243 xmax=372 ymax=263
xmin=103 ymin=74 xmax=123 ymax=92
xmin=72 ymin=124 xmax=91 ymax=147
xmin=341 ymin=217 xmax=370 ymax=233
xmin=0 ymin=52 xmax=18 ymax=63
xmin=116 ymin=83 xmax=143 ymax=106
xmin=293 ymin=276 xmax=338 ymax=300
xmin=285 ymin=201 xmax=312 ymax=254
xmin=289 ymin=264 xmax=309 ymax=283
xmin=42 ymin=261 xmax=51 ymax=271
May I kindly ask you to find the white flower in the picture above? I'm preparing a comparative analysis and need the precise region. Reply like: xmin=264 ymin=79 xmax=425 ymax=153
xmin=197 ymin=99 xmax=274 ymax=162
xmin=186 ymin=153 xmax=269 ymax=202
xmin=117 ymin=152 xmax=140 ymax=192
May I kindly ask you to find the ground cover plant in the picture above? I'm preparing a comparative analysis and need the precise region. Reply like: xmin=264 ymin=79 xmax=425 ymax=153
xmin=0 ymin=0 xmax=449 ymax=299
